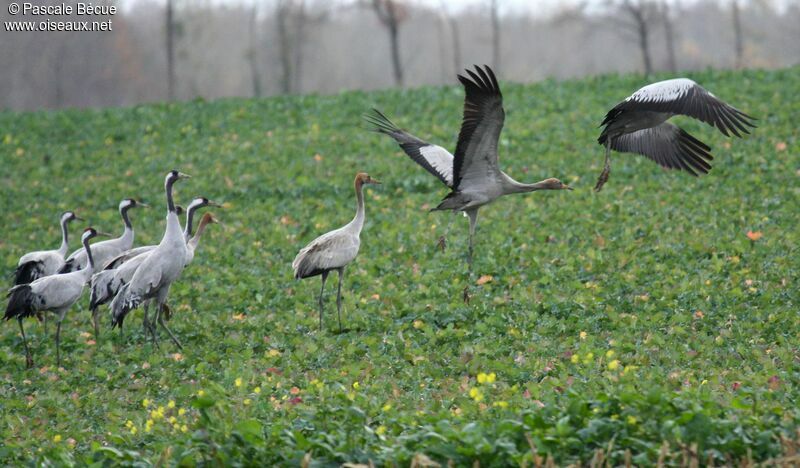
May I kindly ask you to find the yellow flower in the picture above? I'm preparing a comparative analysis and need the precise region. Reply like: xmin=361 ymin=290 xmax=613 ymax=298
xmin=53 ymin=435 xmax=62 ymax=443
xmin=145 ymin=419 xmax=154 ymax=427
xmin=142 ymin=398 xmax=151 ymax=408
xmin=125 ymin=420 xmax=134 ymax=428
xmin=606 ymin=350 xmax=615 ymax=358
xmin=486 ymin=372 xmax=496 ymax=383
xmin=582 ymin=352 xmax=594 ymax=364
xmin=607 ymin=360 xmax=620 ymax=371
xmin=235 ymin=378 xmax=243 ymax=388
xmin=268 ymin=349 xmax=281 ymax=357
xmin=181 ymin=425 xmax=188 ymax=433
xmin=352 ymin=381 xmax=360 ymax=390
xmin=253 ymin=387 xmax=261 ymax=394
xmin=579 ymin=331 xmax=587 ymax=340
xmin=469 ymin=387 xmax=484 ymax=402
xmin=571 ymin=354 xmax=580 ymax=364
xmin=413 ymin=320 xmax=424 ymax=329
xmin=477 ymin=372 xmax=488 ymax=384
xmin=382 ymin=403 xmax=392 ymax=412
xmin=130 ymin=427 xmax=138 ymax=435
xmin=243 ymin=398 xmax=252 ymax=406
xmin=178 ymin=408 xmax=186 ymax=416
xmin=623 ymin=365 xmax=638 ymax=375
xmin=376 ymin=425 xmax=387 ymax=435
xmin=172 ymin=423 xmax=180 ymax=431
xmin=197 ymin=390 xmax=205 ymax=397
xmin=493 ymin=400 xmax=509 ymax=408
xmin=169 ymin=416 xmax=177 ymax=424
xmin=627 ymin=415 xmax=637 ymax=425
xmin=168 ymin=400 xmax=176 ymax=409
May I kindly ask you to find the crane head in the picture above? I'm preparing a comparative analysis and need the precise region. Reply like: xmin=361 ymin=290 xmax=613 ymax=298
xmin=355 ymin=172 xmax=381 ymax=186
xmin=542 ymin=178 xmax=572 ymax=191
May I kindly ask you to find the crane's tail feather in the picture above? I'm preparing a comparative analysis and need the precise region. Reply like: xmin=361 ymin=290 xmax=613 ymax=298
xmin=110 ymin=283 xmax=140 ymax=329
xmin=89 ymin=270 xmax=117 ymax=311
xmin=4 ymin=284 xmax=35 ymax=321
xmin=14 ymin=261 xmax=44 ymax=285
xmin=57 ymin=258 xmax=78 ymax=274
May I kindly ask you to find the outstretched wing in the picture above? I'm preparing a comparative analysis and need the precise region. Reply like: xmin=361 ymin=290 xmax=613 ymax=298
xmin=609 ymin=78 xmax=756 ymax=137
xmin=364 ymin=108 xmax=454 ymax=187
xmin=610 ymin=122 xmax=713 ymax=176
xmin=452 ymin=65 xmax=505 ymax=191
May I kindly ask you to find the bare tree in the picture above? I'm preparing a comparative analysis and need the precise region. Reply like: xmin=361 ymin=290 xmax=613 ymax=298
xmin=275 ymin=0 xmax=293 ymax=94
xmin=440 ymin=2 xmax=462 ymax=76
xmin=372 ymin=0 xmax=406 ymax=86
xmin=611 ymin=0 xmax=654 ymax=75
xmin=490 ymin=0 xmax=500 ymax=70
xmin=732 ymin=0 xmax=744 ymax=68
xmin=247 ymin=4 xmax=262 ymax=97
xmin=661 ymin=0 xmax=677 ymax=72
xmin=166 ymin=0 xmax=176 ymax=100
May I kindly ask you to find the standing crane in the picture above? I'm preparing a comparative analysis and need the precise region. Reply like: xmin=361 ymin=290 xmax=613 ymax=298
xmin=594 ymin=78 xmax=756 ymax=191
xmin=13 ymin=211 xmax=83 ymax=285
xmin=110 ymin=170 xmax=191 ymax=349
xmin=366 ymin=65 xmax=572 ymax=269
xmin=102 ymin=198 xmax=218 ymax=271
xmin=5 ymin=228 xmax=107 ymax=368
xmin=292 ymin=172 xmax=380 ymax=332
xmin=59 ymin=198 xmax=147 ymax=273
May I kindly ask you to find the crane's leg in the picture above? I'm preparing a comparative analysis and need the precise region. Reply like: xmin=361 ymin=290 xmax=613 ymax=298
xmin=145 ymin=301 xmax=160 ymax=349
xmin=157 ymin=301 xmax=183 ymax=350
xmin=318 ymin=271 xmax=329 ymax=331
xmin=336 ymin=268 xmax=344 ymax=333
xmin=437 ymin=211 xmax=457 ymax=252
xmin=466 ymin=209 xmax=479 ymax=272
xmin=55 ymin=314 xmax=63 ymax=368
xmin=18 ymin=318 xmax=34 ymax=369
xmin=92 ymin=308 xmax=101 ymax=341
xmin=594 ymin=140 xmax=612 ymax=192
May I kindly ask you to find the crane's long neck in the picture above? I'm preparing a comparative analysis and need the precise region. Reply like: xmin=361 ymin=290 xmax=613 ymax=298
xmin=502 ymin=174 xmax=554 ymax=194
xmin=161 ymin=176 xmax=184 ymax=245
xmin=351 ymin=179 xmax=366 ymax=232
xmin=82 ymin=236 xmax=95 ymax=278
xmin=166 ymin=176 xmax=178 ymax=214
xmin=188 ymin=214 xmax=212 ymax=251
xmin=119 ymin=205 xmax=134 ymax=245
xmin=58 ymin=218 xmax=70 ymax=256
xmin=184 ymin=205 xmax=198 ymax=241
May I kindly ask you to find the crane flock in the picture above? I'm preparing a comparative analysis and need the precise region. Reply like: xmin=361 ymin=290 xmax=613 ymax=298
xmin=4 ymin=65 xmax=755 ymax=367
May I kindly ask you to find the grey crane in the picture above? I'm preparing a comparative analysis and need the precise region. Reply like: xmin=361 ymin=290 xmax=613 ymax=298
xmin=90 ymin=198 xmax=216 ymax=338
xmin=292 ymin=172 xmax=380 ymax=332
xmin=110 ymin=170 xmax=191 ymax=349
xmin=5 ymin=228 xmax=107 ymax=368
xmin=59 ymin=198 xmax=147 ymax=273
xmin=102 ymin=198 xmax=218 ymax=271
xmin=13 ymin=211 xmax=83 ymax=286
xmin=594 ymin=78 xmax=756 ymax=191
xmin=366 ymin=65 xmax=572 ymax=269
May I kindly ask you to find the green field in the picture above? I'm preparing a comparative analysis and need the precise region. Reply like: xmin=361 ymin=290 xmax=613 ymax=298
xmin=1 ymin=67 xmax=798 ymax=465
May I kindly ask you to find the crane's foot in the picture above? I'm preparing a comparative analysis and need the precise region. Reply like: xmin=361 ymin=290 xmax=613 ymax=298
xmin=595 ymin=154 xmax=611 ymax=192
xmin=162 ymin=304 xmax=172 ymax=321
xmin=25 ymin=354 xmax=34 ymax=369
xmin=462 ymin=285 xmax=471 ymax=304
xmin=436 ymin=235 xmax=447 ymax=252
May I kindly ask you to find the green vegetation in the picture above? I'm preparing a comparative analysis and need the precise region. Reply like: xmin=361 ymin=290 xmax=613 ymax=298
xmin=1 ymin=67 xmax=798 ymax=465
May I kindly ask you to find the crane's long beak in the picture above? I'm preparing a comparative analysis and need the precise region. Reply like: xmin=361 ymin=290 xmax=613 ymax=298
xmin=208 ymin=200 xmax=223 ymax=208
xmin=95 ymin=231 xmax=113 ymax=238
xmin=564 ymin=185 xmax=574 ymax=191
xmin=368 ymin=178 xmax=382 ymax=185
xmin=138 ymin=202 xmax=150 ymax=208
xmin=178 ymin=172 xmax=192 ymax=180
xmin=74 ymin=216 xmax=85 ymax=221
